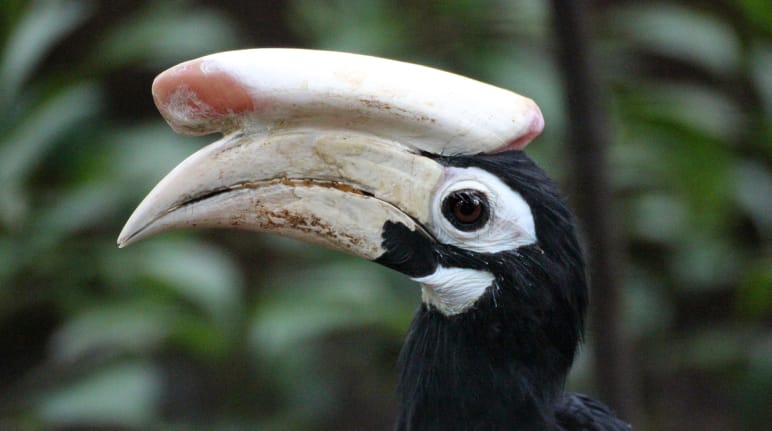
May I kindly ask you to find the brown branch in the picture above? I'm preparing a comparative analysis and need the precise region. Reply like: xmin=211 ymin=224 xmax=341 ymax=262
xmin=548 ymin=0 xmax=640 ymax=422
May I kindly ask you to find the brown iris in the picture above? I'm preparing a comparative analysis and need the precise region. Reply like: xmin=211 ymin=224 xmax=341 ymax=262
xmin=441 ymin=189 xmax=490 ymax=231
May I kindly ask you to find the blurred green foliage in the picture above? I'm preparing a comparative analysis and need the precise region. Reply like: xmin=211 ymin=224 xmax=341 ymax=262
xmin=0 ymin=1 xmax=769 ymax=430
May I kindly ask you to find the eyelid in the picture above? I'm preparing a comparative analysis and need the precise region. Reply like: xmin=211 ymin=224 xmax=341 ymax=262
xmin=430 ymin=166 xmax=536 ymax=253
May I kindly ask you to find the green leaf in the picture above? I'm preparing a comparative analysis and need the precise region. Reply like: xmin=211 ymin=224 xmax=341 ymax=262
xmin=610 ymin=4 xmax=741 ymax=75
xmin=32 ymin=183 xmax=123 ymax=248
xmin=140 ymin=238 xmax=244 ymax=328
xmin=0 ymin=0 xmax=91 ymax=107
xmin=733 ymin=160 xmax=772 ymax=240
xmin=0 ymin=83 xmax=101 ymax=228
xmin=738 ymin=0 xmax=772 ymax=34
xmin=736 ymin=259 xmax=772 ymax=320
xmin=750 ymin=43 xmax=772 ymax=116
xmin=618 ymin=85 xmax=737 ymax=230
xmin=49 ymin=302 xmax=175 ymax=363
xmin=654 ymin=326 xmax=755 ymax=371
xmin=497 ymin=0 xmax=550 ymax=40
xmin=36 ymin=362 xmax=161 ymax=427
xmin=250 ymin=260 xmax=409 ymax=356
xmin=0 ymin=237 xmax=17 ymax=287
xmin=628 ymin=193 xmax=687 ymax=244
xmin=106 ymin=123 xmax=208 ymax=192
xmin=671 ymin=233 xmax=743 ymax=290
xmin=289 ymin=0 xmax=409 ymax=55
xmin=91 ymin=2 xmax=239 ymax=70
xmin=627 ymin=83 xmax=743 ymax=142
xmin=624 ymin=266 xmax=673 ymax=334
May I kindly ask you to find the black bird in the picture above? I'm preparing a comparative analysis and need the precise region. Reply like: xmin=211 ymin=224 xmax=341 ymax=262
xmin=119 ymin=49 xmax=632 ymax=431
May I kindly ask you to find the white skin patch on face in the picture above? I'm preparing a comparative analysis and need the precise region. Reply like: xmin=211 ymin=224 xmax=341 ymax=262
xmin=430 ymin=166 xmax=537 ymax=253
xmin=416 ymin=166 xmax=537 ymax=315
xmin=412 ymin=266 xmax=495 ymax=315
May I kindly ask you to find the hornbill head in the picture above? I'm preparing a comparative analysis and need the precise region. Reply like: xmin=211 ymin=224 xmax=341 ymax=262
xmin=119 ymin=49 xmax=588 ymax=429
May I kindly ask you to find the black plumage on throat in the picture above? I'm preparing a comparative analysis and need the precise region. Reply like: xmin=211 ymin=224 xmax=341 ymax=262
xmin=384 ymin=152 xmax=591 ymax=430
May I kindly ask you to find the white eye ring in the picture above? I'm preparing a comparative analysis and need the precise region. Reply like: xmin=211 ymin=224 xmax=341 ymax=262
xmin=435 ymin=179 xmax=495 ymax=240
xmin=430 ymin=166 xmax=537 ymax=253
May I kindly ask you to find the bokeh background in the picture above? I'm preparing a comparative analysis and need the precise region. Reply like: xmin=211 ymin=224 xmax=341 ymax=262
xmin=1 ymin=0 xmax=769 ymax=430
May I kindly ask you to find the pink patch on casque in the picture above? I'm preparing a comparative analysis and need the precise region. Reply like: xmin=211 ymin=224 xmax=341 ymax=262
xmin=491 ymin=101 xmax=545 ymax=153
xmin=151 ymin=59 xmax=256 ymax=134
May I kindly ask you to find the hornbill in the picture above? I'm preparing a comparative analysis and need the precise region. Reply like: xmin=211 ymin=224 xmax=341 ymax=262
xmin=118 ymin=49 xmax=632 ymax=431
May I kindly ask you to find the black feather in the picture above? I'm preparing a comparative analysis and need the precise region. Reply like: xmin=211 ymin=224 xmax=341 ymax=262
xmin=379 ymin=152 xmax=630 ymax=430
xmin=556 ymin=393 xmax=633 ymax=431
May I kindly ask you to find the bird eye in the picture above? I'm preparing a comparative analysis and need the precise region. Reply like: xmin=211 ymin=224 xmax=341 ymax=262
xmin=441 ymin=189 xmax=490 ymax=231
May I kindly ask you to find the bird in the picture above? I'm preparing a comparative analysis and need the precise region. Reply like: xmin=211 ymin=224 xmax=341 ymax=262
xmin=118 ymin=49 xmax=632 ymax=431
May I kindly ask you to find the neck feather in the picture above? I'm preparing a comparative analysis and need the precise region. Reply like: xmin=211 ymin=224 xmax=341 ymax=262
xmin=395 ymin=301 xmax=574 ymax=431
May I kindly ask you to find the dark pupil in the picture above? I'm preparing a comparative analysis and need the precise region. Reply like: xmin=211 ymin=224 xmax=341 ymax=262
xmin=454 ymin=195 xmax=482 ymax=223
xmin=442 ymin=189 xmax=489 ymax=231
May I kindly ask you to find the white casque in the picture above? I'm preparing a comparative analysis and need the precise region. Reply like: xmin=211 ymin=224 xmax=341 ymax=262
xmin=120 ymin=48 xmax=545 ymax=316
xmin=151 ymin=49 xmax=544 ymax=155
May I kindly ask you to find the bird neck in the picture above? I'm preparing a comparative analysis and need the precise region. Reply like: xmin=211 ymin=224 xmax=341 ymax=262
xmin=395 ymin=301 xmax=575 ymax=431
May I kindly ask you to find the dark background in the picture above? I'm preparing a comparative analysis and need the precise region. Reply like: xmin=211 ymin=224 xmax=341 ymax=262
xmin=1 ymin=1 xmax=769 ymax=430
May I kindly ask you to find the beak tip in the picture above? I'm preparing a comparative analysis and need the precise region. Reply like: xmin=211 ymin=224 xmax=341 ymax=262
xmin=116 ymin=232 xmax=132 ymax=248
xmin=117 ymin=221 xmax=142 ymax=249
xmin=117 ymin=232 xmax=143 ymax=249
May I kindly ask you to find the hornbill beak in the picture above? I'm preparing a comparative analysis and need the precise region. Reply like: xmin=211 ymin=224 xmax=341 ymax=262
xmin=118 ymin=49 xmax=543 ymax=264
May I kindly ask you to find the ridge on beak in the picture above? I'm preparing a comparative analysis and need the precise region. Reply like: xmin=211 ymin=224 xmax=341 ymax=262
xmin=118 ymin=48 xmax=544 ymax=262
